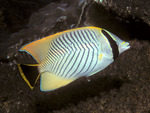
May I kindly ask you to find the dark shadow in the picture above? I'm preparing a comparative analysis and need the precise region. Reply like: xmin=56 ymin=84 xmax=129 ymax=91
xmin=124 ymin=18 xmax=150 ymax=40
xmin=85 ymin=2 xmax=150 ymax=41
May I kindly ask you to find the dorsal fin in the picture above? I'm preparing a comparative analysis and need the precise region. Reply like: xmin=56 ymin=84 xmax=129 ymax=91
xmin=20 ymin=35 xmax=56 ymax=63
xmin=19 ymin=26 xmax=101 ymax=63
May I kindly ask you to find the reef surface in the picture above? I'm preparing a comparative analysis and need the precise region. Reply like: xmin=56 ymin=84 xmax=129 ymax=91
xmin=0 ymin=0 xmax=150 ymax=113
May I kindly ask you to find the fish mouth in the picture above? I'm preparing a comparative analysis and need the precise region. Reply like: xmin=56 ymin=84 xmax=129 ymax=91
xmin=119 ymin=42 xmax=130 ymax=53
xmin=125 ymin=42 xmax=131 ymax=49
xmin=125 ymin=42 xmax=130 ymax=50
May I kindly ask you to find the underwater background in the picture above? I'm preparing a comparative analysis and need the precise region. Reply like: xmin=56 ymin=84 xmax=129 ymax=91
xmin=0 ymin=0 xmax=150 ymax=112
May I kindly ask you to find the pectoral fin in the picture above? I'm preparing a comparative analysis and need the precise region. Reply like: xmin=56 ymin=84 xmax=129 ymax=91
xmin=40 ymin=72 xmax=75 ymax=91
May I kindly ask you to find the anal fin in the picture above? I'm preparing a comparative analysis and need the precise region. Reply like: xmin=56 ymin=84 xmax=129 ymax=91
xmin=40 ymin=72 xmax=75 ymax=91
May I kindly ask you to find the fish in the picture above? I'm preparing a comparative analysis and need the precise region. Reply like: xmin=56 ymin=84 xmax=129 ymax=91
xmin=17 ymin=26 xmax=130 ymax=91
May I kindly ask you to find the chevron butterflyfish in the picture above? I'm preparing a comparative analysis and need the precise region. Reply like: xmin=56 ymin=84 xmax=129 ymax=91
xmin=17 ymin=26 xmax=130 ymax=91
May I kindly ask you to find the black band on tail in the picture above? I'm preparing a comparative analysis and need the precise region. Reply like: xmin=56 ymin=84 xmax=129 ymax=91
xmin=18 ymin=64 xmax=40 ymax=89
xmin=101 ymin=30 xmax=119 ymax=60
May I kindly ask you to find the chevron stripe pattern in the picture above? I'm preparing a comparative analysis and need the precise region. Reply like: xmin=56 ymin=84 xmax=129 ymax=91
xmin=40 ymin=28 xmax=101 ymax=79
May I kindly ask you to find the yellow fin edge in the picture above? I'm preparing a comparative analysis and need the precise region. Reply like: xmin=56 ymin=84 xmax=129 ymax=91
xmin=19 ymin=49 xmax=40 ymax=63
xmin=17 ymin=64 xmax=40 ymax=89
xmin=22 ymin=26 xmax=102 ymax=44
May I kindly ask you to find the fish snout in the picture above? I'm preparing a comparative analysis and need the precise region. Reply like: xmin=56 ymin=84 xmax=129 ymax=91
xmin=119 ymin=42 xmax=130 ymax=54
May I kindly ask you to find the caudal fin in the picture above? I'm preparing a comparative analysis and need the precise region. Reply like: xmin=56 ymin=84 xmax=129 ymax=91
xmin=17 ymin=64 xmax=40 ymax=89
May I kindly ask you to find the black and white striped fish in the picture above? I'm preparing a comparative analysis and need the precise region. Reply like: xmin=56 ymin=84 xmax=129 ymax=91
xmin=18 ymin=26 xmax=130 ymax=91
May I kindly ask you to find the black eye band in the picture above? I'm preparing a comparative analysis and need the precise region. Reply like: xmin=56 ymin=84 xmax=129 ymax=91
xmin=101 ymin=30 xmax=119 ymax=60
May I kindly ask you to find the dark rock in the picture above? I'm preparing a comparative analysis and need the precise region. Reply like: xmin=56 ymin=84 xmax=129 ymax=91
xmin=94 ymin=0 xmax=150 ymax=25
xmin=0 ymin=0 xmax=91 ymax=63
